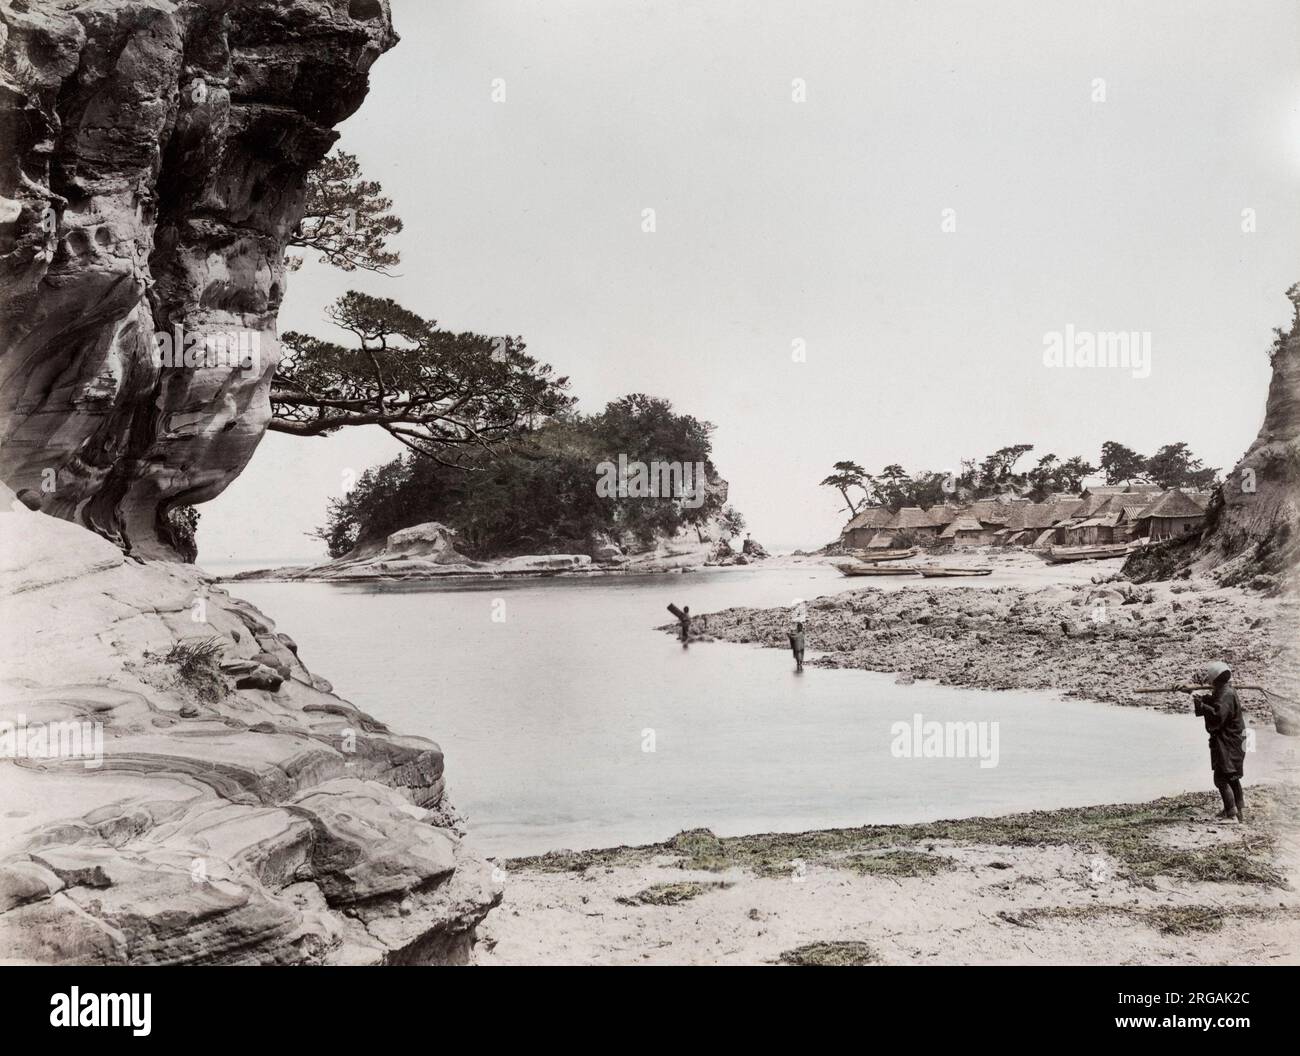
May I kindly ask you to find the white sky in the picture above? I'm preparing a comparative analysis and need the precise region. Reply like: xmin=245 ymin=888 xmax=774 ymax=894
xmin=199 ymin=0 xmax=1300 ymax=562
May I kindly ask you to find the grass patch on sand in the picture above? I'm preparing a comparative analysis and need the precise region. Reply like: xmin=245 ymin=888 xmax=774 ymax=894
xmin=777 ymin=941 xmax=878 ymax=966
xmin=615 ymin=880 xmax=733 ymax=906
xmin=506 ymin=788 xmax=1291 ymax=888
xmin=146 ymin=636 xmax=228 ymax=703
xmin=838 ymin=849 xmax=956 ymax=878
xmin=1001 ymin=904 xmax=1300 ymax=936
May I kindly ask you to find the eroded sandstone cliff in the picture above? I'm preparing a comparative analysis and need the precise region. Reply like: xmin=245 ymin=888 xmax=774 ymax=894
xmin=1125 ymin=285 xmax=1300 ymax=592
xmin=0 ymin=0 xmax=395 ymax=558
xmin=0 ymin=507 xmax=500 ymax=964
xmin=0 ymin=1 xmax=502 ymax=965
xmin=1196 ymin=284 xmax=1300 ymax=585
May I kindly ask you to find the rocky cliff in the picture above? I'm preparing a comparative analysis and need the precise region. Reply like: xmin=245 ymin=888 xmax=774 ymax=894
xmin=1125 ymin=285 xmax=1300 ymax=592
xmin=0 ymin=0 xmax=395 ymax=559
xmin=0 ymin=508 xmax=499 ymax=964
xmin=0 ymin=1 xmax=502 ymax=965
xmin=1195 ymin=284 xmax=1300 ymax=586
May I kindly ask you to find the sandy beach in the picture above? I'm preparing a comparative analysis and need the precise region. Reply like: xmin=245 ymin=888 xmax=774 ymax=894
xmin=478 ymin=787 xmax=1300 ymax=965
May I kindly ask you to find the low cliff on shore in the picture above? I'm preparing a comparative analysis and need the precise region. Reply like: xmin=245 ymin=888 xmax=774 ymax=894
xmin=0 ymin=511 xmax=498 ymax=964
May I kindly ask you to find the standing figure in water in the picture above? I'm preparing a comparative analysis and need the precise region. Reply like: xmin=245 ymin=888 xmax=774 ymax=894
xmin=1191 ymin=661 xmax=1247 ymax=823
xmin=667 ymin=603 xmax=691 ymax=644
xmin=788 ymin=621 xmax=806 ymax=672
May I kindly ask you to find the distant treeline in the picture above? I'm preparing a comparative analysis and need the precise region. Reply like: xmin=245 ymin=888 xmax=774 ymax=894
xmin=821 ymin=441 xmax=1218 ymax=514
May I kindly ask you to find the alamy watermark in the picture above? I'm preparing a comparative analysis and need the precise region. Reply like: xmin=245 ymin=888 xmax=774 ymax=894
xmin=0 ymin=716 xmax=104 ymax=768
xmin=1042 ymin=325 xmax=1151 ymax=379
xmin=890 ymin=712 xmax=1000 ymax=769
xmin=50 ymin=988 xmax=150 ymax=1036
xmin=151 ymin=324 xmax=261 ymax=373
xmin=595 ymin=454 xmax=708 ymax=509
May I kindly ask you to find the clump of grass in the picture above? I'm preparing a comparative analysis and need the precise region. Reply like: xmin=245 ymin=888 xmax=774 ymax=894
xmin=1122 ymin=836 xmax=1285 ymax=887
xmin=840 ymin=849 xmax=955 ymax=878
xmin=615 ymin=880 xmax=733 ymax=906
xmin=148 ymin=636 xmax=228 ymax=703
xmin=1002 ymin=904 xmax=1300 ymax=936
xmin=777 ymin=941 xmax=878 ymax=966
xmin=504 ymin=843 xmax=656 ymax=874
xmin=1144 ymin=906 xmax=1225 ymax=935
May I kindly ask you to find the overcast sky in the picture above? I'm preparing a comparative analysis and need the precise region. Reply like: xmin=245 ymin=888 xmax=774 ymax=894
xmin=200 ymin=0 xmax=1300 ymax=563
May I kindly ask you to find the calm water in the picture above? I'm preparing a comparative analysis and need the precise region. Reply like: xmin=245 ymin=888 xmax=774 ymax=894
xmin=227 ymin=566 xmax=1286 ymax=856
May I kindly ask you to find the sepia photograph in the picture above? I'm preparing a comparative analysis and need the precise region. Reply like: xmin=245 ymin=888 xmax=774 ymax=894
xmin=0 ymin=0 xmax=1297 ymax=1029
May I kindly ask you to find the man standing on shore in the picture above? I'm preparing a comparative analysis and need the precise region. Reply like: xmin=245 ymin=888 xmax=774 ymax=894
xmin=1192 ymin=661 xmax=1247 ymax=823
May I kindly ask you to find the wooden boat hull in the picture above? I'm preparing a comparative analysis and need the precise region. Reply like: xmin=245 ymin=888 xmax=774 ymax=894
xmin=1036 ymin=545 xmax=1132 ymax=564
xmin=917 ymin=567 xmax=993 ymax=577
xmin=849 ymin=547 xmax=918 ymax=563
xmin=835 ymin=562 xmax=920 ymax=577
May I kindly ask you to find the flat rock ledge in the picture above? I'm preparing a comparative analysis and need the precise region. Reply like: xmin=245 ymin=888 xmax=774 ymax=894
xmin=0 ymin=512 xmax=499 ymax=964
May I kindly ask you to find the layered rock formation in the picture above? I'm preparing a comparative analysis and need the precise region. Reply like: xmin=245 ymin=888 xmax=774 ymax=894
xmin=232 ymin=520 xmax=600 ymax=581
xmin=1195 ymin=284 xmax=1300 ymax=586
xmin=0 ymin=0 xmax=501 ymax=965
xmin=0 ymin=507 xmax=499 ymax=964
xmin=1125 ymin=285 xmax=1300 ymax=594
xmin=0 ymin=0 xmax=396 ymax=559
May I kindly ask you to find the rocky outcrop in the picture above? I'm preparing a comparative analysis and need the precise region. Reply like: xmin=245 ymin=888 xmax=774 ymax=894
xmin=1127 ymin=285 xmax=1300 ymax=593
xmin=0 ymin=508 xmax=499 ymax=964
xmin=0 ymin=0 xmax=396 ymax=559
xmin=228 ymin=520 xmax=600 ymax=582
xmin=1195 ymin=285 xmax=1300 ymax=587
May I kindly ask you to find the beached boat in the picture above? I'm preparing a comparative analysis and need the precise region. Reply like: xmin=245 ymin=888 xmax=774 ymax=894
xmin=835 ymin=562 xmax=920 ymax=577
xmin=1035 ymin=544 xmax=1132 ymax=564
xmin=848 ymin=547 xmax=918 ymax=563
xmin=917 ymin=566 xmax=993 ymax=578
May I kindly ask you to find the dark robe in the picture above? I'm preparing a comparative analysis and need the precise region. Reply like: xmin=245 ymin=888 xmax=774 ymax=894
xmin=1194 ymin=684 xmax=1246 ymax=776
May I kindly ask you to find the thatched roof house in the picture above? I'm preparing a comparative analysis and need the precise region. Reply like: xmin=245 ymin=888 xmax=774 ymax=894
xmin=940 ymin=515 xmax=990 ymax=546
xmin=926 ymin=503 xmax=964 ymax=528
xmin=1047 ymin=497 xmax=1084 ymax=521
xmin=1075 ymin=484 xmax=1161 ymax=518
xmin=844 ymin=506 xmax=890 ymax=531
xmin=969 ymin=498 xmax=1013 ymax=525
xmin=886 ymin=506 xmax=938 ymax=536
xmin=1133 ymin=489 xmax=1207 ymax=541
xmin=840 ymin=506 xmax=891 ymax=548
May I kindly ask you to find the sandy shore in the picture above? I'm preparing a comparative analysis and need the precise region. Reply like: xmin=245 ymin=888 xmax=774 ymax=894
xmin=477 ymin=787 xmax=1300 ymax=965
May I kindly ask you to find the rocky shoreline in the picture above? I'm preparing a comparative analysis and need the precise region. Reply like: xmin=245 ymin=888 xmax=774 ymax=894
xmin=0 ymin=512 xmax=499 ymax=964
xmin=668 ymin=573 xmax=1297 ymax=720
xmin=224 ymin=522 xmax=793 ymax=584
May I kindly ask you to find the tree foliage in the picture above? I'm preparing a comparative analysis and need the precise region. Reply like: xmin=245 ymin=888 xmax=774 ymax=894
xmin=288 ymin=151 xmax=403 ymax=274
xmin=1145 ymin=442 xmax=1218 ymax=490
xmin=819 ymin=460 xmax=870 ymax=515
xmin=1099 ymin=441 xmax=1148 ymax=485
xmin=315 ymin=395 xmax=723 ymax=559
xmin=831 ymin=436 xmax=1216 ymax=513
xmin=271 ymin=292 xmax=572 ymax=466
